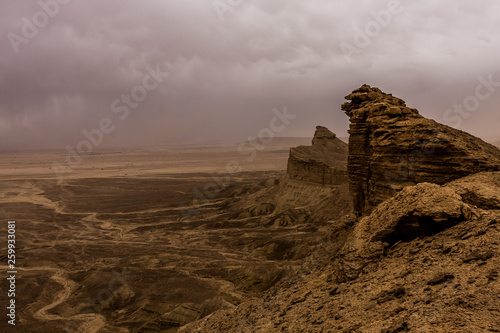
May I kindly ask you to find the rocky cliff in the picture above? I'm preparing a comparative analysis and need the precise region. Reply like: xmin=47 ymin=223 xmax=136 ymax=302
xmin=181 ymin=171 xmax=500 ymax=333
xmin=287 ymin=126 xmax=348 ymax=185
xmin=342 ymin=84 xmax=500 ymax=216
xmin=222 ymin=126 xmax=352 ymax=226
xmin=179 ymin=86 xmax=500 ymax=333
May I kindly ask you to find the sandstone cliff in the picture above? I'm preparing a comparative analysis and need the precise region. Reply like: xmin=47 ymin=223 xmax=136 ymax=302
xmin=342 ymin=84 xmax=500 ymax=216
xmin=222 ymin=126 xmax=352 ymax=227
xmin=181 ymin=172 xmax=500 ymax=333
xmin=286 ymin=126 xmax=348 ymax=185
xmin=180 ymin=86 xmax=500 ymax=333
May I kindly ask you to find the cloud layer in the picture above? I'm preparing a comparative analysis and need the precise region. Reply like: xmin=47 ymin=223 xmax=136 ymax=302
xmin=1 ymin=0 xmax=500 ymax=150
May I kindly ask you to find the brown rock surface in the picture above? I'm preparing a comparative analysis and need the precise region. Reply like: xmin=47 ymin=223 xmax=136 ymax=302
xmin=447 ymin=171 xmax=500 ymax=210
xmin=342 ymin=84 xmax=500 ymax=216
xmin=286 ymin=126 xmax=348 ymax=185
xmin=336 ymin=179 xmax=481 ymax=282
xmin=225 ymin=175 xmax=353 ymax=226
xmin=181 ymin=172 xmax=500 ymax=332
xmin=223 ymin=126 xmax=352 ymax=227
xmin=178 ymin=85 xmax=500 ymax=332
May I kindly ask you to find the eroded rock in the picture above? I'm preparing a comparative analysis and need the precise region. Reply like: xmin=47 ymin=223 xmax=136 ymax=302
xmin=287 ymin=126 xmax=348 ymax=185
xmin=342 ymin=84 xmax=500 ymax=216
xmin=447 ymin=171 xmax=500 ymax=210
xmin=227 ymin=126 xmax=353 ymax=225
xmin=337 ymin=180 xmax=482 ymax=281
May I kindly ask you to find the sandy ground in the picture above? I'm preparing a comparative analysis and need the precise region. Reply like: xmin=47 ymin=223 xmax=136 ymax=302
xmin=0 ymin=139 xmax=323 ymax=332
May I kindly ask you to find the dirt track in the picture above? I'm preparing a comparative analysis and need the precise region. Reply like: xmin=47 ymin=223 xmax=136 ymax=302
xmin=0 ymin=145 xmax=317 ymax=332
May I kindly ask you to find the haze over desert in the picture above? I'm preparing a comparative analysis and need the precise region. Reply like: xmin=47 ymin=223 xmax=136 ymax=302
xmin=2 ymin=1 xmax=500 ymax=332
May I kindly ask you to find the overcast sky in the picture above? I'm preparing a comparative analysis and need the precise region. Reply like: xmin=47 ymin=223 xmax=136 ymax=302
xmin=1 ymin=0 xmax=499 ymax=151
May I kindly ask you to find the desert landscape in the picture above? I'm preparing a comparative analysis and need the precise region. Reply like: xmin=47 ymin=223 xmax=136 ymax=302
xmin=1 ymin=85 xmax=500 ymax=332
xmin=180 ymin=85 xmax=500 ymax=332
xmin=0 ymin=137 xmax=323 ymax=332
xmin=2 ymin=2 xmax=500 ymax=332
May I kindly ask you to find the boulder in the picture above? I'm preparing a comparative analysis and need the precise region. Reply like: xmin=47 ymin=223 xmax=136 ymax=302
xmin=336 ymin=171 xmax=500 ymax=282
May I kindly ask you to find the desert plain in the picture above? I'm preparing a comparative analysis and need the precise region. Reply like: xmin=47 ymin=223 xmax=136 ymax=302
xmin=0 ymin=138 xmax=328 ymax=332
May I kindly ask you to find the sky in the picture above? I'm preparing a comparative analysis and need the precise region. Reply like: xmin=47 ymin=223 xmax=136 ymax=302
xmin=1 ymin=0 xmax=500 ymax=151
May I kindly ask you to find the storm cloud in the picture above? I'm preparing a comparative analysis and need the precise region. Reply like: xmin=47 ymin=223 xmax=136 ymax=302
xmin=1 ymin=0 xmax=500 ymax=150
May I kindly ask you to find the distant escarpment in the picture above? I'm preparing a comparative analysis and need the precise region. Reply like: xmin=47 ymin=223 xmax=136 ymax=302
xmin=182 ymin=171 xmax=500 ymax=332
xmin=343 ymin=84 xmax=500 ymax=216
xmin=222 ymin=126 xmax=352 ymax=227
xmin=287 ymin=126 xmax=348 ymax=185
xmin=181 ymin=87 xmax=500 ymax=333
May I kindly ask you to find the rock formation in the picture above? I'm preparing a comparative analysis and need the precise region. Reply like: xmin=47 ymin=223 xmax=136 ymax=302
xmin=181 ymin=171 xmax=500 ymax=333
xmin=179 ymin=86 xmax=500 ymax=333
xmin=337 ymin=178 xmax=483 ymax=282
xmin=223 ymin=126 xmax=352 ymax=226
xmin=286 ymin=126 xmax=348 ymax=185
xmin=342 ymin=84 xmax=500 ymax=216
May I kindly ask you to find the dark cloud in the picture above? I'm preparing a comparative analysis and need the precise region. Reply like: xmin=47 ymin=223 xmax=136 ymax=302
xmin=1 ymin=0 xmax=499 ymax=150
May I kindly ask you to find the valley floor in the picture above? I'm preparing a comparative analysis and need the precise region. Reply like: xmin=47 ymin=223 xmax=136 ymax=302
xmin=0 ymin=145 xmax=323 ymax=332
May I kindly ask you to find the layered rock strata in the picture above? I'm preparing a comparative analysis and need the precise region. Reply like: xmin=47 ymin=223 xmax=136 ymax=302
xmin=286 ymin=126 xmax=348 ymax=185
xmin=181 ymin=171 xmax=500 ymax=332
xmin=342 ymin=84 xmax=500 ymax=216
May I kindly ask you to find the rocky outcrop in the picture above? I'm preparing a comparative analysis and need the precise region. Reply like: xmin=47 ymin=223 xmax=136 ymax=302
xmin=178 ymin=86 xmax=500 ymax=333
xmin=337 ymin=180 xmax=480 ymax=281
xmin=342 ymin=84 xmax=500 ymax=216
xmin=337 ymin=171 xmax=500 ymax=282
xmin=182 ymin=172 xmax=500 ymax=333
xmin=286 ymin=126 xmax=348 ymax=185
xmin=223 ymin=126 xmax=352 ymax=227
xmin=225 ymin=176 xmax=353 ymax=226
xmin=448 ymin=171 xmax=500 ymax=210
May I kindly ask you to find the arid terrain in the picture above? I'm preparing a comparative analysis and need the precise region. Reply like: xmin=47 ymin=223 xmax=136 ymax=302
xmin=3 ymin=0 xmax=500 ymax=332
xmin=0 ymin=137 xmax=340 ymax=332
xmin=180 ymin=85 xmax=500 ymax=333
xmin=1 ymin=88 xmax=500 ymax=333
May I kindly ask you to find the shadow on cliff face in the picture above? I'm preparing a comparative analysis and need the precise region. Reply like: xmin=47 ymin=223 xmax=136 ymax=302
xmin=381 ymin=214 xmax=466 ymax=245
xmin=334 ymin=172 xmax=500 ymax=283
xmin=179 ymin=86 xmax=500 ymax=333
xmin=217 ymin=128 xmax=352 ymax=234
xmin=222 ymin=176 xmax=352 ymax=227
xmin=342 ymin=84 xmax=500 ymax=217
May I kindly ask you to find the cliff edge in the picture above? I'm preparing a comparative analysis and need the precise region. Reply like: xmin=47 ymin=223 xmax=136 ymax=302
xmin=287 ymin=126 xmax=348 ymax=185
xmin=342 ymin=84 xmax=500 ymax=216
